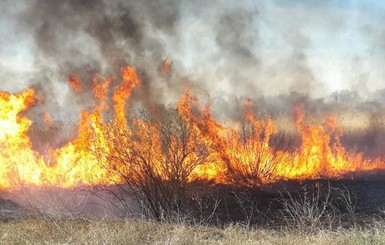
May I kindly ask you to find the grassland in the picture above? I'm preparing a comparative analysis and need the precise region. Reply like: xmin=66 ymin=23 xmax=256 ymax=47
xmin=2 ymin=179 xmax=385 ymax=244
xmin=2 ymin=217 xmax=385 ymax=245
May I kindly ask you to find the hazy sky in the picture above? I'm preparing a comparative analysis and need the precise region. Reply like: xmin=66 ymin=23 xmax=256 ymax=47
xmin=184 ymin=0 xmax=385 ymax=98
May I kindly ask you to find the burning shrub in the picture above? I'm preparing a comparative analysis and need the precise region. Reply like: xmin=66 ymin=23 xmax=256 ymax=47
xmin=209 ymin=113 xmax=291 ymax=187
xmin=182 ymin=94 xmax=292 ymax=188
xmin=101 ymin=107 xmax=211 ymax=221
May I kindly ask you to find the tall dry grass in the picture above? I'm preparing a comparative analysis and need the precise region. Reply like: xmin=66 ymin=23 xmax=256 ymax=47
xmin=1 ymin=217 xmax=385 ymax=245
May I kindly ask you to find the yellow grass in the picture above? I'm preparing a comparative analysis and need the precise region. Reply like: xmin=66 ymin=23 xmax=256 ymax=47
xmin=1 ymin=217 xmax=385 ymax=245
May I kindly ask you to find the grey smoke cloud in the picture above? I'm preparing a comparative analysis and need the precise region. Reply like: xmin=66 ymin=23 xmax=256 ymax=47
xmin=0 ymin=0 xmax=384 ymax=121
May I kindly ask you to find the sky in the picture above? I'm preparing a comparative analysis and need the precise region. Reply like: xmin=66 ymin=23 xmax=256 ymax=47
xmin=0 ymin=0 xmax=384 ymax=105
xmin=178 ymin=1 xmax=384 ymax=104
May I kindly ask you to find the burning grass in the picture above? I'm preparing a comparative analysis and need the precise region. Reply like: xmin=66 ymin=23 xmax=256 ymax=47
xmin=1 ymin=66 xmax=385 ymax=192
xmin=2 ymin=66 xmax=385 ymax=243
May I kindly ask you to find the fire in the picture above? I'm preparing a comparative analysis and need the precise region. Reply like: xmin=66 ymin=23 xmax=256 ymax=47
xmin=68 ymin=75 xmax=82 ymax=93
xmin=112 ymin=67 xmax=140 ymax=127
xmin=0 ymin=66 xmax=385 ymax=191
xmin=161 ymin=58 xmax=171 ymax=74
xmin=43 ymin=112 xmax=53 ymax=125
xmin=0 ymin=89 xmax=40 ymax=190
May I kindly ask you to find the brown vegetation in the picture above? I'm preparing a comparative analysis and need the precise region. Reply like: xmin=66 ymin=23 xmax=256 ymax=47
xmin=1 ymin=217 xmax=385 ymax=245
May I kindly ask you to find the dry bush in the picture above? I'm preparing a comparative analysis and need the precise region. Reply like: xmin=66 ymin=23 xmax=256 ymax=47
xmin=100 ymin=108 xmax=212 ymax=222
xmin=202 ymin=114 xmax=291 ymax=188
xmin=231 ymin=190 xmax=271 ymax=228
xmin=279 ymin=182 xmax=357 ymax=233
xmin=230 ymin=118 xmax=288 ymax=187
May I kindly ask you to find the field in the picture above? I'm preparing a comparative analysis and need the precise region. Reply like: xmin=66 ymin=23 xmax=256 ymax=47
xmin=2 ymin=178 xmax=385 ymax=244
xmin=2 ymin=217 xmax=385 ymax=245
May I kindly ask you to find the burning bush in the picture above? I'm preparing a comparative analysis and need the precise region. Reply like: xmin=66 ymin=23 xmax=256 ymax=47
xmin=1 ymin=65 xmax=385 ymax=223
xmin=194 ymin=109 xmax=291 ymax=188
xmin=99 ymin=108 xmax=212 ymax=221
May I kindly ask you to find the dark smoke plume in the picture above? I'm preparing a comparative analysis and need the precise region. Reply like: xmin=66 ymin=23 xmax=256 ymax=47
xmin=0 ymin=0 xmax=384 ymax=153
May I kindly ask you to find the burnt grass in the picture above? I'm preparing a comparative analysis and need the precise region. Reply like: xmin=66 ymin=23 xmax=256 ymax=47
xmin=3 ymin=170 xmax=385 ymax=229
xmin=176 ymin=170 xmax=385 ymax=228
xmin=203 ymin=172 xmax=385 ymax=227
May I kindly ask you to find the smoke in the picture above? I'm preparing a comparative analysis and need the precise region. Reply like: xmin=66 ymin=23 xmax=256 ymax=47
xmin=0 ymin=1 xmax=384 ymax=143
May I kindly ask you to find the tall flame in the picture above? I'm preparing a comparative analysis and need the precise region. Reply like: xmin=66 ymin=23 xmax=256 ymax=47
xmin=0 ymin=66 xmax=384 ymax=191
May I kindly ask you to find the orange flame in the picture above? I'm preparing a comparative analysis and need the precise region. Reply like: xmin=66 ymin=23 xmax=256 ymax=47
xmin=68 ymin=75 xmax=82 ymax=93
xmin=161 ymin=58 xmax=171 ymax=74
xmin=43 ymin=112 xmax=53 ymax=125
xmin=0 ymin=66 xmax=384 ymax=191
xmin=112 ymin=67 xmax=140 ymax=127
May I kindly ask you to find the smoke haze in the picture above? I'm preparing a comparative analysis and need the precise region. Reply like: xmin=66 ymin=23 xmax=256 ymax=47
xmin=0 ymin=0 xmax=384 ymax=123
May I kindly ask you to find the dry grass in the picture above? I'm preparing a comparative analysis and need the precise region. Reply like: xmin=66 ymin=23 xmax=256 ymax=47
xmin=1 ymin=217 xmax=385 ymax=245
